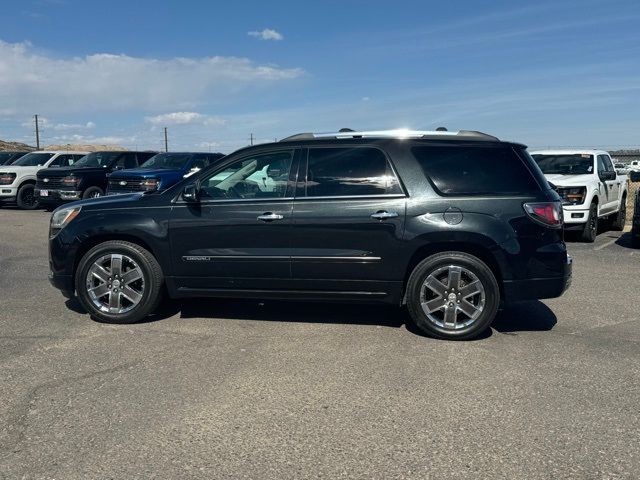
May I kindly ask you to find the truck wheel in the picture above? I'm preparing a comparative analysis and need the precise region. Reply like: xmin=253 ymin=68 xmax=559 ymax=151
xmin=405 ymin=252 xmax=499 ymax=340
xmin=610 ymin=195 xmax=626 ymax=231
xmin=82 ymin=187 xmax=104 ymax=199
xmin=16 ymin=183 xmax=39 ymax=210
xmin=75 ymin=240 xmax=164 ymax=324
xmin=580 ymin=203 xmax=598 ymax=242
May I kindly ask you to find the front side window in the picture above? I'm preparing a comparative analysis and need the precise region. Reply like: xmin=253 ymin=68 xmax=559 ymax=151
xmin=304 ymin=147 xmax=402 ymax=197
xmin=415 ymin=146 xmax=540 ymax=195
xmin=199 ymin=151 xmax=293 ymax=200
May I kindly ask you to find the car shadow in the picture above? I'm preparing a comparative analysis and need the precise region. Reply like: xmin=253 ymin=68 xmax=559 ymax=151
xmin=492 ymin=301 xmax=557 ymax=334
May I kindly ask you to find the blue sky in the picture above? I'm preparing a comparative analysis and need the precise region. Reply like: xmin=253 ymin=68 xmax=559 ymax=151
xmin=0 ymin=0 xmax=639 ymax=152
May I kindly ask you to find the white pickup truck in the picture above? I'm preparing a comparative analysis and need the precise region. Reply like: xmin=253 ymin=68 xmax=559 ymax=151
xmin=530 ymin=150 xmax=629 ymax=242
xmin=0 ymin=151 xmax=86 ymax=209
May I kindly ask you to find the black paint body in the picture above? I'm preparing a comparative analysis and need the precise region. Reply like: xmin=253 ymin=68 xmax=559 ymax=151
xmin=49 ymin=138 xmax=572 ymax=305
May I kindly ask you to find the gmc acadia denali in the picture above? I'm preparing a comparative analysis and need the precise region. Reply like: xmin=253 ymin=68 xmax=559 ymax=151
xmin=48 ymin=129 xmax=572 ymax=340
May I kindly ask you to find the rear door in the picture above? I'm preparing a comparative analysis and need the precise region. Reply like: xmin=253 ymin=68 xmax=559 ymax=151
xmin=290 ymin=146 xmax=406 ymax=295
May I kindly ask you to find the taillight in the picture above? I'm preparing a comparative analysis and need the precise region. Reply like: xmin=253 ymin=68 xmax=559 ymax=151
xmin=523 ymin=202 xmax=563 ymax=228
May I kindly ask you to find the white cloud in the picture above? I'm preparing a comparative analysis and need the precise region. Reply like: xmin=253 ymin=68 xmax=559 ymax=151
xmin=248 ymin=29 xmax=284 ymax=41
xmin=145 ymin=112 xmax=226 ymax=127
xmin=20 ymin=116 xmax=95 ymax=130
xmin=0 ymin=39 xmax=302 ymax=115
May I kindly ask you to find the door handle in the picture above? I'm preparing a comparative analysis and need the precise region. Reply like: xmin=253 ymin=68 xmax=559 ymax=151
xmin=371 ymin=211 xmax=399 ymax=220
xmin=257 ymin=212 xmax=284 ymax=222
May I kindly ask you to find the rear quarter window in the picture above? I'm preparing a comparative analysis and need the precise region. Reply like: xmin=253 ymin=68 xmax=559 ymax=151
xmin=411 ymin=145 xmax=542 ymax=196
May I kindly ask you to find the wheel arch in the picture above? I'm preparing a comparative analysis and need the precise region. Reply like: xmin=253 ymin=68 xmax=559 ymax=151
xmin=402 ymin=240 xmax=505 ymax=303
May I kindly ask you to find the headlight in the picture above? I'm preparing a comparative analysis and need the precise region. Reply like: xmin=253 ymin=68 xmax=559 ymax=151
xmin=50 ymin=206 xmax=81 ymax=236
xmin=557 ymin=187 xmax=586 ymax=205
xmin=140 ymin=178 xmax=159 ymax=191
xmin=0 ymin=172 xmax=16 ymax=185
xmin=62 ymin=175 xmax=81 ymax=186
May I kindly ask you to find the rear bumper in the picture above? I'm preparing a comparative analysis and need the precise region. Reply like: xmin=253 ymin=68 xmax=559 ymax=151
xmin=503 ymin=254 xmax=572 ymax=302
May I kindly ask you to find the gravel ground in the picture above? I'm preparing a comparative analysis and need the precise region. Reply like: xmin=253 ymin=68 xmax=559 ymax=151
xmin=0 ymin=207 xmax=638 ymax=479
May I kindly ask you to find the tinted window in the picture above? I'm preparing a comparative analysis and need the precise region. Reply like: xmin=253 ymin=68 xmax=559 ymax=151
xmin=597 ymin=155 xmax=606 ymax=173
xmin=200 ymin=151 xmax=293 ymax=200
xmin=74 ymin=152 xmax=123 ymax=168
xmin=305 ymin=147 xmax=402 ymax=197
xmin=413 ymin=146 xmax=540 ymax=195
xmin=602 ymin=155 xmax=615 ymax=172
xmin=141 ymin=153 xmax=193 ymax=169
xmin=50 ymin=154 xmax=81 ymax=167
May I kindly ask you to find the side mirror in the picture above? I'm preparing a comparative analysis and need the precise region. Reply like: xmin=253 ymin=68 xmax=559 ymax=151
xmin=182 ymin=183 xmax=199 ymax=202
xmin=599 ymin=171 xmax=616 ymax=181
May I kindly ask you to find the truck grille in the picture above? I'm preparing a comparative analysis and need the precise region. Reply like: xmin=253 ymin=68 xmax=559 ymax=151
xmin=108 ymin=177 xmax=147 ymax=194
xmin=36 ymin=177 xmax=65 ymax=189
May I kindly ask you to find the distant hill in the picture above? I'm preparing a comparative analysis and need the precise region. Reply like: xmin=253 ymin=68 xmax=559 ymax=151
xmin=44 ymin=144 xmax=127 ymax=152
xmin=0 ymin=140 xmax=36 ymax=152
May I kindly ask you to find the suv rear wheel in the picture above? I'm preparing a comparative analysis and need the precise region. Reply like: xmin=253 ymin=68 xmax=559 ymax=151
xmin=75 ymin=240 xmax=163 ymax=324
xmin=406 ymin=252 xmax=499 ymax=340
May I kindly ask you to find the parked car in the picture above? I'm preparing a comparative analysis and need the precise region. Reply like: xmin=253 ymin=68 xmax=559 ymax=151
xmin=106 ymin=152 xmax=224 ymax=195
xmin=629 ymin=160 xmax=640 ymax=172
xmin=35 ymin=151 xmax=156 ymax=208
xmin=48 ymin=129 xmax=572 ymax=340
xmin=614 ymin=162 xmax=630 ymax=175
xmin=530 ymin=150 xmax=629 ymax=242
xmin=632 ymin=191 xmax=640 ymax=249
xmin=0 ymin=151 xmax=86 ymax=209
xmin=0 ymin=151 xmax=30 ymax=166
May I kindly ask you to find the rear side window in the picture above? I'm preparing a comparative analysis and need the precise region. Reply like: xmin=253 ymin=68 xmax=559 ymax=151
xmin=411 ymin=146 xmax=540 ymax=195
xmin=305 ymin=147 xmax=403 ymax=197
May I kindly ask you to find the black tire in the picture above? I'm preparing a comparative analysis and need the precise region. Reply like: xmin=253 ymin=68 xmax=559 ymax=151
xmin=16 ymin=183 xmax=39 ymax=210
xmin=82 ymin=186 xmax=104 ymax=199
xmin=580 ymin=202 xmax=598 ymax=243
xmin=43 ymin=204 xmax=56 ymax=212
xmin=405 ymin=252 xmax=500 ymax=340
xmin=75 ymin=240 xmax=164 ymax=324
xmin=610 ymin=195 xmax=627 ymax=231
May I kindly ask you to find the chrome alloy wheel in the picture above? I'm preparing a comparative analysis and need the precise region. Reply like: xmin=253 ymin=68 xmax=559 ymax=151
xmin=420 ymin=265 xmax=486 ymax=330
xmin=86 ymin=253 xmax=145 ymax=314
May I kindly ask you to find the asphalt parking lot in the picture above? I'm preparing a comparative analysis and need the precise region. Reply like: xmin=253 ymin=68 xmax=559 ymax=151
xmin=0 ymin=207 xmax=638 ymax=479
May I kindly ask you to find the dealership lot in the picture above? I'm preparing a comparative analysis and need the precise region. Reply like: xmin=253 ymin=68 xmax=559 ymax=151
xmin=0 ymin=208 xmax=638 ymax=478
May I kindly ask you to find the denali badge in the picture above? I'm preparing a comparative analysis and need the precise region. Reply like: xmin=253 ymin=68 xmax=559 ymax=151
xmin=183 ymin=256 xmax=213 ymax=261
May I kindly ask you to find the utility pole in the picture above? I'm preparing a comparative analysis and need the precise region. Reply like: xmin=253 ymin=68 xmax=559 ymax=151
xmin=34 ymin=114 xmax=40 ymax=150
xmin=250 ymin=133 xmax=254 ymax=146
xmin=164 ymin=127 xmax=168 ymax=152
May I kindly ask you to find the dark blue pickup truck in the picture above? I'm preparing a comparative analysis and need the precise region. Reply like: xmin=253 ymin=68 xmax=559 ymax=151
xmin=106 ymin=152 xmax=224 ymax=195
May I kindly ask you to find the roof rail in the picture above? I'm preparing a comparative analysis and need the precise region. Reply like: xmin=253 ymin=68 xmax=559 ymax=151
xmin=279 ymin=129 xmax=499 ymax=142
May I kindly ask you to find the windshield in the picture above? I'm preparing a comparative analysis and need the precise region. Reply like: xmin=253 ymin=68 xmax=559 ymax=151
xmin=73 ymin=152 xmax=122 ymax=168
xmin=0 ymin=152 xmax=23 ymax=165
xmin=140 ymin=153 xmax=192 ymax=170
xmin=12 ymin=152 xmax=55 ymax=167
xmin=532 ymin=154 xmax=594 ymax=175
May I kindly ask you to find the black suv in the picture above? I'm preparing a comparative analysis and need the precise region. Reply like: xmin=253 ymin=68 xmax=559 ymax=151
xmin=35 ymin=151 xmax=156 ymax=207
xmin=48 ymin=130 xmax=572 ymax=340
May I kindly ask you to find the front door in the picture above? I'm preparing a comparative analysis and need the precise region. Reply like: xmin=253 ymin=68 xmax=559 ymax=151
xmin=597 ymin=155 xmax=615 ymax=214
xmin=169 ymin=148 xmax=298 ymax=290
xmin=290 ymin=146 xmax=406 ymax=296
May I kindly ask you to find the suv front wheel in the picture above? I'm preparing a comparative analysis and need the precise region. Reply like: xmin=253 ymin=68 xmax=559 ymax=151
xmin=75 ymin=240 xmax=164 ymax=324
xmin=406 ymin=252 xmax=499 ymax=340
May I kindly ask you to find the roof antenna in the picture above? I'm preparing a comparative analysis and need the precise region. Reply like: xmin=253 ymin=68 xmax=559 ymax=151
xmin=339 ymin=128 xmax=355 ymax=132
xmin=436 ymin=127 xmax=448 ymax=132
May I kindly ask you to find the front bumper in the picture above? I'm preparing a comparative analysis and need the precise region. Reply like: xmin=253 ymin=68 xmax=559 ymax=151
xmin=503 ymin=254 xmax=572 ymax=302
xmin=49 ymin=271 xmax=74 ymax=298
xmin=561 ymin=205 xmax=589 ymax=225
xmin=35 ymin=188 xmax=81 ymax=203
xmin=0 ymin=186 xmax=18 ymax=201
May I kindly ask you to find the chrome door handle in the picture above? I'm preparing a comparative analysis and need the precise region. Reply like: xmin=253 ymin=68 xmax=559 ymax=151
xmin=371 ymin=211 xmax=399 ymax=220
xmin=257 ymin=212 xmax=284 ymax=222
